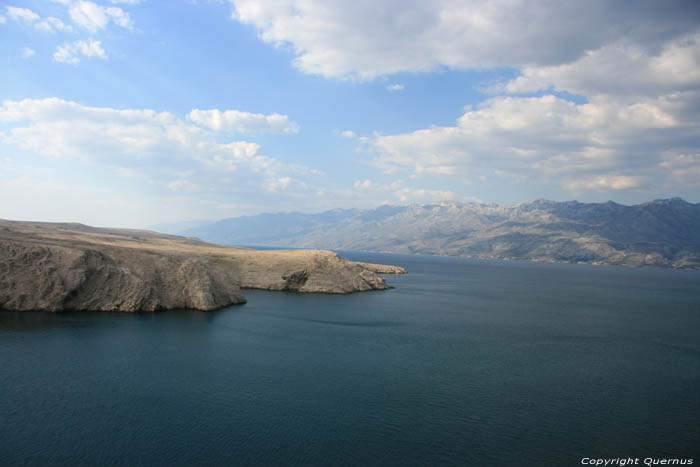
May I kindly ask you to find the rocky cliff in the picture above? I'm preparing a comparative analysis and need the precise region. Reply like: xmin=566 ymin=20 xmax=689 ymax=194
xmin=0 ymin=220 xmax=402 ymax=312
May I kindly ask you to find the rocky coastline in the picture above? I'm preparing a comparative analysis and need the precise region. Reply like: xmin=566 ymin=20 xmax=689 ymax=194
xmin=0 ymin=220 xmax=404 ymax=312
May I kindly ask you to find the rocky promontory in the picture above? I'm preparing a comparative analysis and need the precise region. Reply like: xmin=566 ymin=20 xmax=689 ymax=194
xmin=353 ymin=262 xmax=407 ymax=274
xmin=0 ymin=220 xmax=403 ymax=312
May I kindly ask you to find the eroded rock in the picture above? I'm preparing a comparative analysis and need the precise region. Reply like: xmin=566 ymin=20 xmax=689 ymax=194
xmin=0 ymin=219 xmax=403 ymax=312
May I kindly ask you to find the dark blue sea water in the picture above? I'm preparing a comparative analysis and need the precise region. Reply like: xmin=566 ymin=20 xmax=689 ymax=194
xmin=1 ymin=252 xmax=700 ymax=467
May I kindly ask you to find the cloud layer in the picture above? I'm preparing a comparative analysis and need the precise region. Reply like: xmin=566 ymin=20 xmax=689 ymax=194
xmin=2 ymin=1 xmax=699 ymax=227
xmin=4 ymin=1 xmax=137 ymax=66
xmin=0 ymin=98 xmax=310 ymax=200
xmin=230 ymin=0 xmax=700 ymax=79
xmin=0 ymin=98 xmax=471 ymax=222
xmin=228 ymin=0 xmax=699 ymax=198
xmin=370 ymin=91 xmax=700 ymax=194
xmin=505 ymin=33 xmax=700 ymax=99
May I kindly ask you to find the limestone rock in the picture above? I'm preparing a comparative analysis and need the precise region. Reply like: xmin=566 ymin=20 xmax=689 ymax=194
xmin=353 ymin=262 xmax=406 ymax=274
xmin=0 ymin=219 xmax=402 ymax=312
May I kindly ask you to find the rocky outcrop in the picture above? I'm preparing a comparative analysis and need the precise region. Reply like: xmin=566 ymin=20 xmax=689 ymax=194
xmin=353 ymin=262 xmax=407 ymax=274
xmin=0 ymin=240 xmax=246 ymax=312
xmin=0 ymin=220 xmax=402 ymax=312
xmin=233 ymin=249 xmax=393 ymax=293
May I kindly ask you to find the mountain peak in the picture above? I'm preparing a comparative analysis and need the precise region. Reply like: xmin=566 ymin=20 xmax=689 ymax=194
xmin=641 ymin=197 xmax=689 ymax=207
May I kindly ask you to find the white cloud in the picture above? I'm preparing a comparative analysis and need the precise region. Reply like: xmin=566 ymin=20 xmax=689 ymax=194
xmin=264 ymin=176 xmax=292 ymax=192
xmin=0 ymin=98 xmax=315 ymax=203
xmin=339 ymin=130 xmax=356 ymax=138
xmin=658 ymin=153 xmax=700 ymax=186
xmin=229 ymin=0 xmax=700 ymax=79
xmin=350 ymin=179 xmax=458 ymax=204
xmin=370 ymin=93 xmax=700 ymax=194
xmin=6 ymin=6 xmax=74 ymax=32
xmin=563 ymin=175 xmax=646 ymax=192
xmin=506 ymin=33 xmax=700 ymax=99
xmin=53 ymin=39 xmax=107 ymax=64
xmin=0 ymin=15 xmax=6 ymax=24
xmin=6 ymin=6 xmax=39 ymax=23
xmin=21 ymin=47 xmax=35 ymax=59
xmin=68 ymin=1 xmax=132 ymax=33
xmin=35 ymin=16 xmax=73 ymax=32
xmin=68 ymin=1 xmax=109 ymax=32
xmin=187 ymin=108 xmax=299 ymax=134
xmin=0 ymin=98 xmax=176 ymax=157
xmin=105 ymin=6 xmax=133 ymax=29
xmin=386 ymin=84 xmax=404 ymax=92
xmin=394 ymin=187 xmax=455 ymax=203
xmin=110 ymin=0 xmax=140 ymax=3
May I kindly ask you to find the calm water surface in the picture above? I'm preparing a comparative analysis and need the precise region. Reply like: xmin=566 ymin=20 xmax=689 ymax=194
xmin=1 ymin=253 xmax=700 ymax=466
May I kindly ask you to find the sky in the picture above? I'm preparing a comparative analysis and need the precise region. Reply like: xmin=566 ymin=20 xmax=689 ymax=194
xmin=1 ymin=0 xmax=700 ymax=228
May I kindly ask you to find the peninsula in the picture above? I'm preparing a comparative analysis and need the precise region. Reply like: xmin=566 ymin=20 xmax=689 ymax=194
xmin=0 ymin=219 xmax=404 ymax=313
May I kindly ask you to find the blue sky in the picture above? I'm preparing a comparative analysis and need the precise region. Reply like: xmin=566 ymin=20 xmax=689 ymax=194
xmin=1 ymin=0 xmax=699 ymax=227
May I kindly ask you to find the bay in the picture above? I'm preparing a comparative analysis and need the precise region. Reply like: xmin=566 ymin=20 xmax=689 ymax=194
xmin=1 ymin=252 xmax=699 ymax=466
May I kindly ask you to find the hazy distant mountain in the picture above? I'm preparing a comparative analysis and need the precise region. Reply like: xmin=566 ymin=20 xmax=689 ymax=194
xmin=182 ymin=198 xmax=700 ymax=268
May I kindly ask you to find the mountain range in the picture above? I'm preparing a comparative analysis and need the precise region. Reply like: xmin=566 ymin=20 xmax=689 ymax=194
xmin=164 ymin=198 xmax=700 ymax=269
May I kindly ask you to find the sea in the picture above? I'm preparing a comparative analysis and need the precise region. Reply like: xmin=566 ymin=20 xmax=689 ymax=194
xmin=1 ymin=251 xmax=699 ymax=467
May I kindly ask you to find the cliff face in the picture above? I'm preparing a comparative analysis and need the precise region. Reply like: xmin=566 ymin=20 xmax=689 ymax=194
xmin=230 ymin=249 xmax=396 ymax=293
xmin=0 ymin=220 xmax=401 ymax=312
xmin=0 ymin=240 xmax=246 ymax=312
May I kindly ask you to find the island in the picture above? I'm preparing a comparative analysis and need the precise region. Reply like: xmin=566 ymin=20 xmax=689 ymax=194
xmin=0 ymin=219 xmax=405 ymax=312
